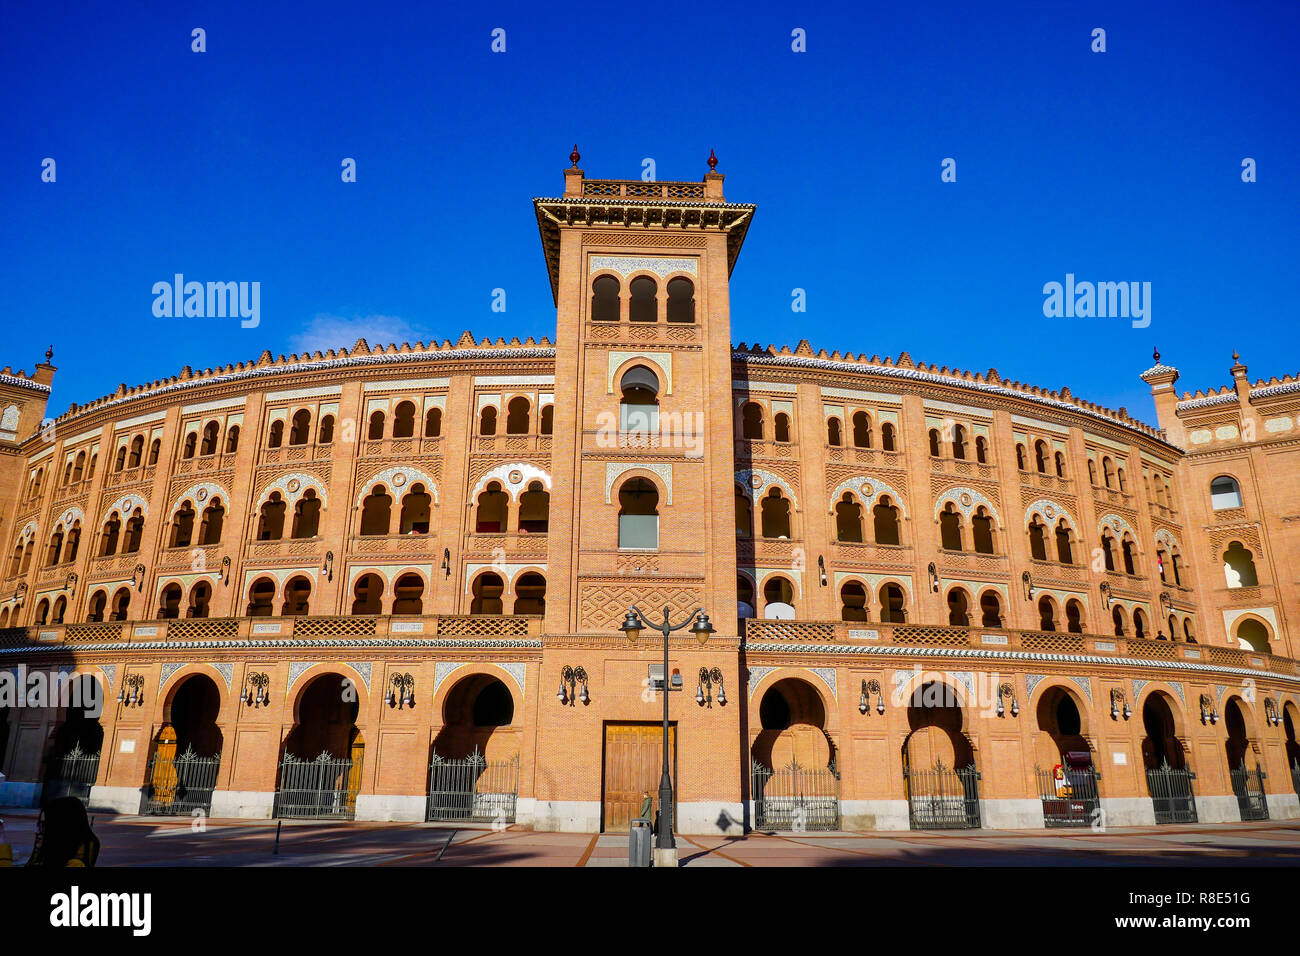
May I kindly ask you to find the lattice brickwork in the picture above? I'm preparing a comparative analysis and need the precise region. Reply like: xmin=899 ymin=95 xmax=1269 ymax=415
xmin=435 ymin=615 xmax=531 ymax=638
xmin=292 ymin=616 xmax=377 ymax=638
xmin=167 ymin=618 xmax=240 ymax=641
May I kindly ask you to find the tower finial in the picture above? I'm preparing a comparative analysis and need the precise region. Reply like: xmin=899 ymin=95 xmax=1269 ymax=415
xmin=45 ymin=345 xmax=53 ymax=363
xmin=1152 ymin=346 xmax=1160 ymax=363
xmin=569 ymin=144 xmax=580 ymax=168
xmin=1232 ymin=349 xmax=1240 ymax=363
xmin=707 ymin=148 xmax=718 ymax=172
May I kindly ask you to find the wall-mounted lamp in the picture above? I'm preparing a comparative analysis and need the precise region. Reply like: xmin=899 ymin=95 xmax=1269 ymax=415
xmin=241 ymin=672 xmax=270 ymax=707
xmin=441 ymin=548 xmax=452 ymax=579
xmin=696 ymin=667 xmax=726 ymax=707
xmin=220 ymin=555 xmax=231 ymax=586
xmin=1110 ymin=687 xmax=1130 ymax=720
xmin=1199 ymin=694 xmax=1219 ymax=725
xmin=117 ymin=672 xmax=145 ymax=708
xmin=928 ymin=562 xmax=940 ymax=594
xmin=996 ymin=682 xmax=1019 ymax=718
xmin=859 ymin=678 xmax=884 ymax=715
xmin=321 ymin=551 xmax=334 ymax=583
xmin=387 ymin=672 xmax=415 ymax=709
xmin=133 ymin=563 xmax=147 ymax=592
xmin=64 ymin=571 xmax=77 ymax=595
xmin=817 ymin=555 xmax=827 ymax=588
xmin=13 ymin=582 xmax=27 ymax=611
xmin=1099 ymin=581 xmax=1112 ymax=611
xmin=1022 ymin=571 xmax=1034 ymax=602
xmin=1263 ymin=697 xmax=1281 ymax=727
xmin=557 ymin=665 xmax=589 ymax=706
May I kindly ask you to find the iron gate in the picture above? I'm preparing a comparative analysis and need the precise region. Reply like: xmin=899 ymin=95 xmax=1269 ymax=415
xmin=1292 ymin=761 xmax=1300 ymax=797
xmin=904 ymin=762 xmax=981 ymax=829
xmin=1229 ymin=765 xmax=1269 ymax=821
xmin=751 ymin=760 xmax=841 ymax=831
xmin=141 ymin=747 xmax=221 ymax=815
xmin=274 ymin=752 xmax=360 ymax=820
xmin=426 ymin=750 xmax=519 ymax=824
xmin=1035 ymin=766 xmax=1101 ymax=828
xmin=42 ymin=744 xmax=101 ymax=804
xmin=1146 ymin=762 xmax=1197 ymax=824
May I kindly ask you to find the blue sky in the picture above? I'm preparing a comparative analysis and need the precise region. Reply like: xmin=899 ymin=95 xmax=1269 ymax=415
xmin=2 ymin=1 xmax=1297 ymax=425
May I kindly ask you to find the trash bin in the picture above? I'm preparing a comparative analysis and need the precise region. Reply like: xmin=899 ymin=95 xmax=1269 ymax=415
xmin=629 ymin=817 xmax=652 ymax=867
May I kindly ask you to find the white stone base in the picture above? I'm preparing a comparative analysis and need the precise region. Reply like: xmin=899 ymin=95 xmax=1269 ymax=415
xmin=86 ymin=785 xmax=143 ymax=815
xmin=0 ymin=781 xmax=41 ymax=808
xmin=354 ymin=794 xmax=426 ymax=822
xmin=527 ymin=799 xmax=602 ymax=832
xmin=1099 ymin=797 xmax=1157 ymax=827
xmin=1266 ymin=791 xmax=1299 ymax=820
xmin=676 ymin=801 xmax=744 ymax=835
xmin=979 ymin=798 xmax=1044 ymax=829
xmin=1194 ymin=794 xmax=1240 ymax=824
xmin=653 ymin=847 xmax=679 ymax=867
xmin=209 ymin=790 xmax=275 ymax=819
xmin=839 ymin=799 xmax=910 ymax=831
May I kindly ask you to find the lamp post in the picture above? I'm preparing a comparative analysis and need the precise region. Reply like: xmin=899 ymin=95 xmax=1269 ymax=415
xmin=619 ymin=604 xmax=714 ymax=867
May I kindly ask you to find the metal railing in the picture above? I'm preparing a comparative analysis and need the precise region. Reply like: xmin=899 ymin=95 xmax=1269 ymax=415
xmin=1035 ymin=766 xmax=1102 ymax=828
xmin=1146 ymin=762 xmax=1198 ymax=824
xmin=1229 ymin=765 xmax=1269 ymax=821
xmin=141 ymin=747 xmax=221 ymax=815
xmin=751 ymin=760 xmax=840 ymax=831
xmin=426 ymin=750 xmax=519 ymax=824
xmin=274 ymin=752 xmax=360 ymax=820
xmin=904 ymin=762 xmax=982 ymax=829
xmin=42 ymin=744 xmax=101 ymax=805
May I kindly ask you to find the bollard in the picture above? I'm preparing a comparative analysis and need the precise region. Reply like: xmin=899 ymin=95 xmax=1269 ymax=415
xmin=273 ymin=820 xmax=281 ymax=855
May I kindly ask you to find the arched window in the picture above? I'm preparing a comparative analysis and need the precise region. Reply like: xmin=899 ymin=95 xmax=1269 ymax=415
xmin=393 ymin=401 xmax=416 ymax=439
xmin=62 ymin=459 xmax=73 ymax=486
xmin=267 ymin=420 xmax=283 ymax=448
xmin=1183 ymin=619 xmax=1195 ymax=643
xmin=737 ymin=575 xmax=756 ymax=619
xmin=123 ymin=509 xmax=144 ymax=553
xmin=201 ymin=421 xmax=220 ymax=455
xmin=1116 ymin=467 xmax=1127 ymax=493
xmin=1170 ymin=549 xmax=1183 ymax=586
xmin=971 ymin=507 xmax=995 ymax=555
xmin=1121 ymin=535 xmax=1137 ymax=575
xmin=392 ymin=574 xmax=424 ymax=615
xmin=360 ymin=485 xmax=392 ymax=536
xmin=1101 ymin=531 xmax=1117 ymax=571
xmin=840 ymin=582 xmax=868 ymax=622
xmin=45 ymin=527 xmax=64 ymax=566
xmin=1054 ymin=451 xmax=1066 ymax=477
xmin=198 ymin=497 xmax=224 ymax=545
xmin=225 ymin=426 xmax=240 ymax=454
xmin=1065 ymin=599 xmax=1084 ymax=634
xmin=539 ymin=406 xmax=553 ymax=436
xmin=399 ymin=483 xmax=432 ymax=534
xmin=100 ymin=514 xmax=121 ymax=556
xmin=939 ymin=503 xmax=964 ymax=551
xmin=1028 ymin=517 xmax=1048 ymax=561
xmin=620 ymin=365 xmax=659 ymax=435
xmin=147 ymin=438 xmax=160 ymax=466
xmin=666 ymin=277 xmax=695 ymax=323
xmin=158 ymin=583 xmax=182 ymax=619
xmin=928 ymin=429 xmax=942 ymax=457
xmin=87 ymin=453 xmax=97 ymax=477
xmin=72 ymin=452 xmax=85 ymax=483
xmin=1088 ymin=460 xmax=1098 ymax=485
xmin=475 ymin=482 xmax=508 ymax=533
xmin=505 ymin=397 xmax=530 ymax=435
xmin=87 ymin=590 xmax=107 ymax=623
xmin=479 ymin=406 xmax=498 ymax=436
xmin=950 ymin=424 xmax=966 ymax=460
xmin=773 ymin=413 xmax=791 ymax=443
xmin=317 ymin=416 xmax=334 ymax=444
xmin=170 ymin=501 xmax=196 ymax=548
xmin=835 ymin=493 xmax=863 ymax=542
xmin=246 ymin=578 xmax=276 ymax=617
xmin=281 ymin=576 xmax=311 ymax=616
xmin=291 ymin=490 xmax=321 ymax=538
xmin=1157 ymin=548 xmax=1168 ymax=583
xmin=1235 ymin=619 xmax=1271 ymax=653
xmin=618 ymin=478 xmax=659 ymax=549
xmin=591 ymin=275 xmax=620 ymax=322
xmin=741 ymin=402 xmax=764 ymax=440
xmin=881 ymin=422 xmax=897 ymax=451
xmin=187 ymin=581 xmax=212 ymax=618
xmin=182 ymin=432 xmax=198 ymax=459
xmin=518 ymin=481 xmax=549 ymax=533
xmin=1038 ymin=595 xmax=1058 ymax=631
xmin=827 ymin=417 xmax=842 ymax=447
xmin=289 ymin=409 xmax=311 ymax=446
xmin=1015 ymin=444 xmax=1027 ymax=470
xmin=1166 ymin=614 xmax=1177 ymax=640
xmin=63 ymin=523 xmax=80 ymax=562
xmin=471 ymin=572 xmax=505 ymax=614
xmin=1034 ymin=440 xmax=1049 ymax=473
xmin=980 ymin=591 xmax=1002 ymax=627
xmin=424 ymin=408 xmax=442 ymax=438
xmin=852 ymin=412 xmax=873 ymax=449
xmin=1111 ymin=605 xmax=1127 ymax=637
xmin=50 ymin=595 xmax=66 ymax=624
xmin=258 ymin=492 xmax=288 ymax=540
xmin=1054 ymin=520 xmax=1073 ymax=564
xmin=1102 ymin=456 xmax=1115 ymax=488
xmin=351 ymin=573 xmax=383 ymax=615
xmin=734 ymin=486 xmax=752 ymax=538
xmin=1210 ymin=475 xmax=1242 ymax=510
xmin=20 ymin=539 xmax=33 ymax=573
xmin=975 ymin=436 xmax=988 ymax=464
xmin=873 ymin=496 xmax=901 ymax=546
xmin=628 ymin=276 xmax=656 ymax=323
xmin=1223 ymin=541 xmax=1258 ymax=587
xmin=762 ymin=577 xmax=795 ymax=616
xmin=368 ymin=410 xmax=386 ymax=440
xmin=1132 ymin=608 xmax=1148 ymax=640
xmin=33 ymin=599 xmax=49 ymax=626
xmin=879 ymin=583 xmax=906 ymax=623
xmin=947 ymin=588 xmax=971 ymax=626
xmin=513 ymin=572 xmax=546 ymax=614
xmin=128 ymin=435 xmax=144 ymax=468
xmin=759 ymin=489 xmax=792 ymax=539
xmin=109 ymin=587 xmax=131 ymax=621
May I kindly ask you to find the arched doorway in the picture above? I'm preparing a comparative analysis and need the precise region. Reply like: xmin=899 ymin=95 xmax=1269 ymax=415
xmin=276 ymin=673 xmax=363 ymax=819
xmin=749 ymin=678 xmax=840 ymax=830
xmin=143 ymin=673 xmax=223 ymax=815
xmin=1032 ymin=685 xmax=1100 ymax=827
xmin=43 ymin=675 xmax=105 ymax=805
xmin=1223 ymin=697 xmax=1268 ymax=820
xmin=901 ymin=681 xmax=981 ymax=829
xmin=1141 ymin=692 xmax=1197 ymax=823
xmin=427 ymin=674 xmax=520 ymax=824
xmin=1284 ymin=704 xmax=1300 ymax=797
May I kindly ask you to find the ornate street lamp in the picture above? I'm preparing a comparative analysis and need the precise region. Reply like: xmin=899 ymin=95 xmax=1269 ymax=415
xmin=618 ymin=605 xmax=713 ymax=866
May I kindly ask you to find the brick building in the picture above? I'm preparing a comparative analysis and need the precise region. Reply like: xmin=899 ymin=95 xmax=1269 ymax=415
xmin=0 ymin=160 xmax=1297 ymax=832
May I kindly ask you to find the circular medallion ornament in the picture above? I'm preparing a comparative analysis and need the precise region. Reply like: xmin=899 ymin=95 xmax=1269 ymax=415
xmin=287 ymin=478 xmax=301 ymax=494
xmin=1044 ymin=505 xmax=1055 ymax=519
xmin=196 ymin=488 xmax=208 ymax=502
xmin=508 ymin=469 xmax=523 ymax=485
xmin=392 ymin=472 xmax=407 ymax=487
xmin=960 ymin=493 xmax=972 ymax=508
xmin=859 ymin=481 xmax=874 ymax=499
xmin=122 ymin=498 xmax=133 ymax=512
xmin=750 ymin=474 xmax=762 ymax=489
xmin=1112 ymin=519 xmax=1122 ymax=531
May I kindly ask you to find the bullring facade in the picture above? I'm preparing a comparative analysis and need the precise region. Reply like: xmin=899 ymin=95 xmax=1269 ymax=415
xmin=0 ymin=158 xmax=1297 ymax=833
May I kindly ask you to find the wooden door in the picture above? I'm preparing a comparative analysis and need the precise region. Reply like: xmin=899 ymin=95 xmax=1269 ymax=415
xmin=150 ymin=725 xmax=178 ymax=805
xmin=603 ymin=722 xmax=676 ymax=832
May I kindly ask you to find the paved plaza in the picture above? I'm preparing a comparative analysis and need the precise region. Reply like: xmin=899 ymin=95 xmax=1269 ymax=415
xmin=1 ymin=811 xmax=1296 ymax=866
